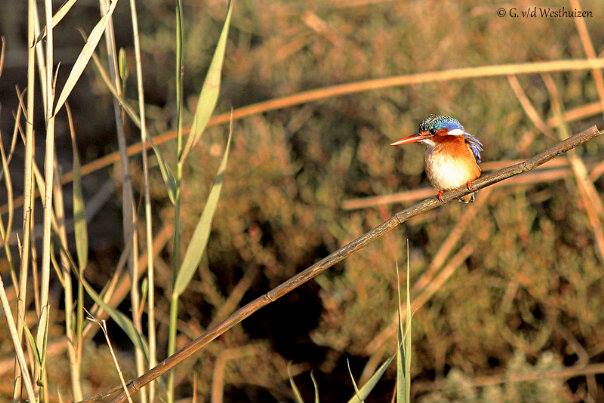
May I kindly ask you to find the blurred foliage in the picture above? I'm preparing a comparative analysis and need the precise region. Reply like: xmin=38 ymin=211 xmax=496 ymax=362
xmin=2 ymin=0 xmax=604 ymax=401
xmin=420 ymin=352 xmax=568 ymax=403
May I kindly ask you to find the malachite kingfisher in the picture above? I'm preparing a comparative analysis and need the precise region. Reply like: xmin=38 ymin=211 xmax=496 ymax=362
xmin=391 ymin=114 xmax=483 ymax=203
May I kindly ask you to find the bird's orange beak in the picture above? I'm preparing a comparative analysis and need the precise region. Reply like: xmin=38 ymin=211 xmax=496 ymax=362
xmin=390 ymin=132 xmax=431 ymax=146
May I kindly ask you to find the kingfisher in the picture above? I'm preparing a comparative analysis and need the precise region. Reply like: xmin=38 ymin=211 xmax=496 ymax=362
xmin=391 ymin=114 xmax=483 ymax=203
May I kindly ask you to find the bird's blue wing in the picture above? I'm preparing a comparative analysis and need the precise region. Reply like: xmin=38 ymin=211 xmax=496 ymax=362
xmin=463 ymin=132 xmax=483 ymax=163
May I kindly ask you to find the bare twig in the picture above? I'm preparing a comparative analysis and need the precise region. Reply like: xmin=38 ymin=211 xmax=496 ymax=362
xmin=83 ymin=126 xmax=602 ymax=403
xmin=87 ymin=313 xmax=134 ymax=403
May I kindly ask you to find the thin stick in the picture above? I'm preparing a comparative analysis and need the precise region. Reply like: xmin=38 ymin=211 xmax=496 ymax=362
xmin=88 ymin=315 xmax=134 ymax=403
xmin=98 ymin=0 xmax=145 ymax=399
xmin=0 ymin=275 xmax=36 ymax=403
xmin=0 ymin=125 xmax=17 ymax=290
xmin=127 ymin=0 xmax=156 ymax=399
xmin=52 ymin=157 xmax=81 ymax=400
xmin=4 ymin=31 xmax=30 ymax=399
xmin=85 ymin=126 xmax=602 ymax=403
xmin=35 ymin=0 xmax=56 ymax=398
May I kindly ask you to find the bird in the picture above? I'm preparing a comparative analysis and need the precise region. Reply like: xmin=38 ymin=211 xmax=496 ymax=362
xmin=390 ymin=114 xmax=483 ymax=203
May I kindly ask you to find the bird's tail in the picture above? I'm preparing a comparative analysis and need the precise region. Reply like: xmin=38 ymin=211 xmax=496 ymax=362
xmin=458 ymin=192 xmax=476 ymax=204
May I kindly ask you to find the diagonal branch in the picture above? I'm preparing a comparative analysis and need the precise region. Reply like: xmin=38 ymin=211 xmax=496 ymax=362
xmin=83 ymin=126 xmax=601 ymax=403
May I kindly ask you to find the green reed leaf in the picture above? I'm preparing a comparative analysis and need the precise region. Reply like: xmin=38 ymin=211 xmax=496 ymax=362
xmin=347 ymin=355 xmax=394 ymax=403
xmin=173 ymin=125 xmax=233 ymax=296
xmin=67 ymin=104 xmax=88 ymax=271
xmin=179 ymin=1 xmax=233 ymax=164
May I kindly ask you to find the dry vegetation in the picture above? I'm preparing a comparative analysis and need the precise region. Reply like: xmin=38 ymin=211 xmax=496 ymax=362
xmin=0 ymin=0 xmax=604 ymax=402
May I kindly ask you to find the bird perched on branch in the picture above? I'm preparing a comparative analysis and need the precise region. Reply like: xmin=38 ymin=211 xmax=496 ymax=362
xmin=391 ymin=114 xmax=483 ymax=203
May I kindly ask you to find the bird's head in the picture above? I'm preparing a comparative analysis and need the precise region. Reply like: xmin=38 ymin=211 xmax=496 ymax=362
xmin=391 ymin=114 xmax=483 ymax=161
xmin=390 ymin=114 xmax=465 ymax=147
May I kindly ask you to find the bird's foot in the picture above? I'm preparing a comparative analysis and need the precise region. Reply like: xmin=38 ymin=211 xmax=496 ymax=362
xmin=437 ymin=190 xmax=445 ymax=202
xmin=466 ymin=180 xmax=474 ymax=191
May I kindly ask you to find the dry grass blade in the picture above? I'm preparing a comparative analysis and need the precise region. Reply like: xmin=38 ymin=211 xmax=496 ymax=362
xmin=0 ymin=37 xmax=4 ymax=73
xmin=87 ymin=313 xmax=134 ymax=403
xmin=15 ymin=3 xmax=38 ymax=396
xmin=35 ymin=0 xmax=79 ymax=45
xmin=0 ymin=126 xmax=16 ymax=286
xmin=0 ymin=276 xmax=36 ymax=403
xmin=53 ymin=0 xmax=119 ymax=116
xmin=84 ymin=126 xmax=601 ymax=403
xmin=1 ymin=41 xmax=33 ymax=400
xmin=90 ymin=51 xmax=141 ymax=127
xmin=68 ymin=250 xmax=150 ymax=361
xmin=36 ymin=0 xmax=58 ymax=397
xmin=395 ymin=261 xmax=405 ymax=403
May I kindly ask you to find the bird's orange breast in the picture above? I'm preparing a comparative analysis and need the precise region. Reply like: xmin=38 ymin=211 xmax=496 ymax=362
xmin=424 ymin=136 xmax=481 ymax=190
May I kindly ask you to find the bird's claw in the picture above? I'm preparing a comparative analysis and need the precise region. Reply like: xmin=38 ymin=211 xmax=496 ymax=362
xmin=466 ymin=180 xmax=474 ymax=191
xmin=437 ymin=190 xmax=444 ymax=202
